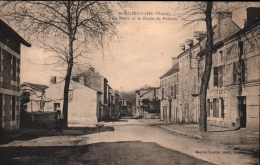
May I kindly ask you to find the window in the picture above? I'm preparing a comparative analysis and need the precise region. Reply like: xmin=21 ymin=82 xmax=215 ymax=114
xmin=68 ymin=90 xmax=73 ymax=102
xmin=162 ymin=88 xmax=164 ymax=99
xmin=12 ymin=96 xmax=16 ymax=121
xmin=54 ymin=103 xmax=60 ymax=111
xmin=213 ymin=67 xmax=218 ymax=86
xmin=212 ymin=98 xmax=219 ymax=117
xmin=233 ymin=62 xmax=238 ymax=84
xmin=220 ymin=50 xmax=223 ymax=62
xmin=176 ymin=84 xmax=179 ymax=95
xmin=239 ymin=41 xmax=244 ymax=56
xmin=233 ymin=60 xmax=246 ymax=84
xmin=170 ymin=85 xmax=174 ymax=98
xmin=206 ymin=99 xmax=210 ymax=117
xmin=13 ymin=56 xmax=17 ymax=81
xmin=173 ymin=84 xmax=177 ymax=99
xmin=220 ymin=98 xmax=225 ymax=118
xmin=72 ymin=77 xmax=79 ymax=82
xmin=238 ymin=59 xmax=246 ymax=84
xmin=218 ymin=66 xmax=223 ymax=87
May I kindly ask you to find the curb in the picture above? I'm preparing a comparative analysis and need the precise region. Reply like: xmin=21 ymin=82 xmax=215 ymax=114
xmin=141 ymin=120 xmax=203 ymax=140
xmin=158 ymin=125 xmax=203 ymax=139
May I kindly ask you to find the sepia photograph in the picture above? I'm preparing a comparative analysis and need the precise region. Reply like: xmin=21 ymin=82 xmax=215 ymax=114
xmin=0 ymin=1 xmax=259 ymax=165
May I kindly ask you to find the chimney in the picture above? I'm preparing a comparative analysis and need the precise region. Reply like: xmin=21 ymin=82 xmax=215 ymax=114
xmin=180 ymin=43 xmax=185 ymax=52
xmin=185 ymin=39 xmax=194 ymax=47
xmin=172 ymin=57 xmax=178 ymax=67
xmin=50 ymin=76 xmax=56 ymax=84
xmin=246 ymin=7 xmax=260 ymax=27
xmin=216 ymin=12 xmax=233 ymax=40
xmin=194 ymin=31 xmax=206 ymax=42
xmin=89 ymin=66 xmax=95 ymax=72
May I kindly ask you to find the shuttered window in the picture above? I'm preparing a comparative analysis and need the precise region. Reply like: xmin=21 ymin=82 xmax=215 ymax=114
xmin=218 ymin=66 xmax=223 ymax=87
xmin=213 ymin=98 xmax=219 ymax=118
xmin=206 ymin=99 xmax=210 ymax=117
xmin=233 ymin=62 xmax=238 ymax=84
xmin=213 ymin=67 xmax=218 ymax=86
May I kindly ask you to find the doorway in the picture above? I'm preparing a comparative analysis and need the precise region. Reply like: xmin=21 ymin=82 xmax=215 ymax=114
xmin=168 ymin=100 xmax=171 ymax=122
xmin=238 ymin=96 xmax=246 ymax=128
xmin=163 ymin=106 xmax=167 ymax=121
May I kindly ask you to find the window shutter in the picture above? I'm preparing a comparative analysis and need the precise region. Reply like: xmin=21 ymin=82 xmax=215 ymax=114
xmin=213 ymin=67 xmax=218 ymax=86
xmin=233 ymin=62 xmax=238 ymax=84
xmin=218 ymin=66 xmax=223 ymax=87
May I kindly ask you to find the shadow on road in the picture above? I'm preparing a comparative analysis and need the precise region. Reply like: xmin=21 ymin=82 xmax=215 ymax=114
xmin=0 ymin=126 xmax=115 ymax=145
xmin=0 ymin=141 xmax=215 ymax=165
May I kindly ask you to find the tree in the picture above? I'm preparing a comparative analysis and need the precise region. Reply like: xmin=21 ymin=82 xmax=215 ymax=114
xmin=1 ymin=1 xmax=129 ymax=127
xmin=173 ymin=2 xmax=248 ymax=132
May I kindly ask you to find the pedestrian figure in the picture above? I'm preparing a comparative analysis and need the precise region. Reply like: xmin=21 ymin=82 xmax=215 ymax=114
xmin=54 ymin=110 xmax=63 ymax=132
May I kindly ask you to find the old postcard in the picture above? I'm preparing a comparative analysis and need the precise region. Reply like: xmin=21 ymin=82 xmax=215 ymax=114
xmin=0 ymin=1 xmax=259 ymax=165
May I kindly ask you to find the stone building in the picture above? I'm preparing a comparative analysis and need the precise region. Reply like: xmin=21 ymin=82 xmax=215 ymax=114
xmin=72 ymin=67 xmax=118 ymax=121
xmin=178 ymin=43 xmax=201 ymax=123
xmin=0 ymin=19 xmax=31 ymax=133
xmin=159 ymin=11 xmax=242 ymax=124
xmin=198 ymin=7 xmax=260 ymax=131
xmin=159 ymin=58 xmax=179 ymax=122
xmin=135 ymin=85 xmax=159 ymax=118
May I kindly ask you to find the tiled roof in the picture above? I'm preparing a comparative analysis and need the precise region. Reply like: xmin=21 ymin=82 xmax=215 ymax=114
xmin=21 ymin=82 xmax=49 ymax=92
xmin=160 ymin=63 xmax=179 ymax=79
xmin=0 ymin=19 xmax=31 ymax=47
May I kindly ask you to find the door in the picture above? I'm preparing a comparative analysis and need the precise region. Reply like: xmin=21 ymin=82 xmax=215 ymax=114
xmin=163 ymin=106 xmax=167 ymax=121
xmin=168 ymin=100 xmax=171 ymax=122
xmin=176 ymin=107 xmax=178 ymax=122
xmin=238 ymin=96 xmax=246 ymax=128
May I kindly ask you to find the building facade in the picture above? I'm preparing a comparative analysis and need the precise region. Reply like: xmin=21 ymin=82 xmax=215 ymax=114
xmin=46 ymin=79 xmax=101 ymax=126
xmin=20 ymin=82 xmax=49 ymax=112
xmin=178 ymin=44 xmax=200 ymax=123
xmin=135 ymin=86 xmax=159 ymax=118
xmin=159 ymin=58 xmax=179 ymax=122
xmin=72 ymin=67 xmax=119 ymax=121
xmin=0 ymin=19 xmax=31 ymax=132
xmin=160 ymin=11 xmax=241 ymax=124
xmin=198 ymin=8 xmax=260 ymax=131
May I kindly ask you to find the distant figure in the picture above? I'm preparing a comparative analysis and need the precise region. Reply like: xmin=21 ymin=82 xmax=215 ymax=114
xmin=54 ymin=110 xmax=63 ymax=132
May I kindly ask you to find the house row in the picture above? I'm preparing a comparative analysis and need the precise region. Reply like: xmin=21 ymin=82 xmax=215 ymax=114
xmin=119 ymin=98 xmax=135 ymax=117
xmin=135 ymin=85 xmax=160 ymax=118
xmin=0 ymin=19 xmax=31 ymax=133
xmin=20 ymin=66 xmax=121 ymax=126
xmin=0 ymin=18 xmax=121 ymax=132
xmin=159 ymin=7 xmax=260 ymax=131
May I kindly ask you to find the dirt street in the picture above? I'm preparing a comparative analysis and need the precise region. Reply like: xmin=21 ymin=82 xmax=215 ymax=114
xmin=0 ymin=119 xmax=258 ymax=165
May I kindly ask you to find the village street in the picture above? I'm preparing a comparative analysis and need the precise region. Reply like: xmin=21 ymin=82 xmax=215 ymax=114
xmin=0 ymin=119 xmax=258 ymax=165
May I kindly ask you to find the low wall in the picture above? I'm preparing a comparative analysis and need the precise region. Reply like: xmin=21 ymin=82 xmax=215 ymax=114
xmin=32 ymin=112 xmax=57 ymax=129
xmin=21 ymin=111 xmax=56 ymax=129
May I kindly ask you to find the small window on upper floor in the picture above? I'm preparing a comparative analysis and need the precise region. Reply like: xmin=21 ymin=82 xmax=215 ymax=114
xmin=219 ymin=50 xmax=223 ymax=62
xmin=239 ymin=41 xmax=244 ymax=56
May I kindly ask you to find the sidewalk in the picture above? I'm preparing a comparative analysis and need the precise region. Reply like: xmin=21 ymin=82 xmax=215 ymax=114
xmin=140 ymin=119 xmax=259 ymax=157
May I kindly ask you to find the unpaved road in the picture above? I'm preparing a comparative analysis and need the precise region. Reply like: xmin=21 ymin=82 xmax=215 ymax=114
xmin=0 ymin=119 xmax=258 ymax=165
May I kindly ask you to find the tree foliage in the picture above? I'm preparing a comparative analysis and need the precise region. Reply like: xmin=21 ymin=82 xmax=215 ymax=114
xmin=1 ymin=1 xmax=130 ymax=126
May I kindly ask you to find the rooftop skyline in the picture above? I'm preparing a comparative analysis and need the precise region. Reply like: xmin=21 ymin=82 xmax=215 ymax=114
xmin=18 ymin=2 xmax=259 ymax=92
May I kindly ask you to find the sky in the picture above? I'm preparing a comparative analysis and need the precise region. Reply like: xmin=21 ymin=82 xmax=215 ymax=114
xmin=19 ymin=2 xmax=260 ymax=92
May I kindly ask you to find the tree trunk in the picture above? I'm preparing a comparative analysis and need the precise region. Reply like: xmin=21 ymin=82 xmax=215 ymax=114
xmin=62 ymin=61 xmax=73 ymax=128
xmin=199 ymin=1 xmax=214 ymax=132
xmin=62 ymin=2 xmax=74 ymax=128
